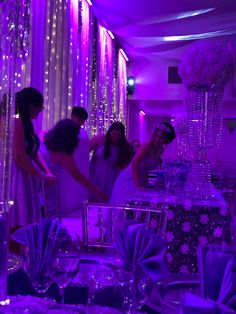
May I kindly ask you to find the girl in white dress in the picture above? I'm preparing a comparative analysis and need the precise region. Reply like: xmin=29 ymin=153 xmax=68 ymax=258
xmin=110 ymin=122 xmax=176 ymax=205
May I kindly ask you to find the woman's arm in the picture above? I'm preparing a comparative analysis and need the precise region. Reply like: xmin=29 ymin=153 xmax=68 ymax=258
xmin=131 ymin=142 xmax=151 ymax=187
xmin=54 ymin=152 xmax=107 ymax=201
xmin=34 ymin=151 xmax=56 ymax=183
xmin=34 ymin=151 xmax=52 ymax=174
xmin=89 ymin=135 xmax=105 ymax=152
xmin=13 ymin=118 xmax=42 ymax=179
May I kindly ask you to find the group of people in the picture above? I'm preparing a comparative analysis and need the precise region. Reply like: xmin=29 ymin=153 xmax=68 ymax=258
xmin=10 ymin=87 xmax=176 ymax=229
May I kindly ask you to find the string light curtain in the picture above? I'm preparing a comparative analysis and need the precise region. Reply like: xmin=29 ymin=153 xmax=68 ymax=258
xmin=117 ymin=50 xmax=127 ymax=125
xmin=90 ymin=25 xmax=126 ymax=136
xmin=42 ymin=0 xmax=80 ymax=131
xmin=96 ymin=25 xmax=109 ymax=134
xmin=78 ymin=0 xmax=94 ymax=136
xmin=105 ymin=30 xmax=116 ymax=125
xmin=0 ymin=0 xmax=31 ymax=207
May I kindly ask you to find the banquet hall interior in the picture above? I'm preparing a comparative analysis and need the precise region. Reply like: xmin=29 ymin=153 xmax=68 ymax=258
xmin=1 ymin=0 xmax=236 ymax=313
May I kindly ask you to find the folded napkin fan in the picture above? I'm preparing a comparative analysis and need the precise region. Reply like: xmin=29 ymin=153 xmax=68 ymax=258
xmin=115 ymin=223 xmax=167 ymax=281
xmin=198 ymin=244 xmax=236 ymax=309
xmin=11 ymin=218 xmax=71 ymax=266
xmin=181 ymin=244 xmax=236 ymax=314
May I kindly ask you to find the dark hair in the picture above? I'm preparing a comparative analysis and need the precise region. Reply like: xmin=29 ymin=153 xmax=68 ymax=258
xmin=104 ymin=121 xmax=133 ymax=167
xmin=16 ymin=87 xmax=44 ymax=157
xmin=44 ymin=119 xmax=80 ymax=154
xmin=156 ymin=121 xmax=176 ymax=144
xmin=71 ymin=106 xmax=88 ymax=121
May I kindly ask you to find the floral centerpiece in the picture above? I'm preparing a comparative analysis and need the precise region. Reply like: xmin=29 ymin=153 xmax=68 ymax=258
xmin=178 ymin=40 xmax=233 ymax=89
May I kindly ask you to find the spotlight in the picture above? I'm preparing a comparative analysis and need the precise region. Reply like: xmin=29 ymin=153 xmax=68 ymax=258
xmin=127 ymin=76 xmax=135 ymax=95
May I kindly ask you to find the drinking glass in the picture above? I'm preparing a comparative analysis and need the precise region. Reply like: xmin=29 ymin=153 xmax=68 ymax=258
xmin=50 ymin=244 xmax=80 ymax=303
xmin=24 ymin=250 xmax=52 ymax=296
xmin=117 ymin=269 xmax=136 ymax=314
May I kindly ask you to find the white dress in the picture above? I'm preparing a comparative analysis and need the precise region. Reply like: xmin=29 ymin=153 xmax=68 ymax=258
xmin=74 ymin=128 xmax=89 ymax=204
xmin=11 ymin=159 xmax=42 ymax=227
xmin=41 ymin=129 xmax=89 ymax=217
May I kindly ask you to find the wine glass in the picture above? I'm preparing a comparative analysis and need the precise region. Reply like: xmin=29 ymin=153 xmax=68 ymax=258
xmin=137 ymin=277 xmax=153 ymax=307
xmin=117 ymin=269 xmax=136 ymax=314
xmin=24 ymin=250 xmax=53 ymax=296
xmin=50 ymin=243 xmax=80 ymax=304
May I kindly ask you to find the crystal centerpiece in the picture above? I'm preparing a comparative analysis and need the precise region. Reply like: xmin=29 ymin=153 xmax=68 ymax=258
xmin=184 ymin=84 xmax=224 ymax=199
xmin=179 ymin=40 xmax=234 ymax=200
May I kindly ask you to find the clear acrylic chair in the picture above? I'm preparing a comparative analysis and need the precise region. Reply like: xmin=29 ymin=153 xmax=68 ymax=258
xmin=80 ymin=203 xmax=167 ymax=250
xmin=41 ymin=179 xmax=60 ymax=219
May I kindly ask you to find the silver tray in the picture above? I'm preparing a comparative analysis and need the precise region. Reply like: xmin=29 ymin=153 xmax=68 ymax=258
xmin=148 ymin=274 xmax=200 ymax=314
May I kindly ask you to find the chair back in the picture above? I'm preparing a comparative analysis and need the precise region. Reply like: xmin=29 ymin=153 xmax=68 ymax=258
xmin=80 ymin=203 xmax=167 ymax=250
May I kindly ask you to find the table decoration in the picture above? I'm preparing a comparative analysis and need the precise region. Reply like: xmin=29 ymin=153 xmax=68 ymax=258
xmin=179 ymin=40 xmax=234 ymax=200
xmin=115 ymin=222 xmax=167 ymax=282
xmin=181 ymin=244 xmax=236 ymax=313
xmin=11 ymin=218 xmax=72 ymax=295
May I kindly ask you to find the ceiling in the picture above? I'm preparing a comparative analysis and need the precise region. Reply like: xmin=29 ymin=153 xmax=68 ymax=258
xmin=91 ymin=0 xmax=236 ymax=61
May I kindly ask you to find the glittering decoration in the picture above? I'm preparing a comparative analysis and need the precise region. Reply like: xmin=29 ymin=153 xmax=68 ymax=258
xmin=118 ymin=49 xmax=127 ymax=125
xmin=78 ymin=0 xmax=93 ymax=136
xmin=43 ymin=0 xmax=81 ymax=130
xmin=90 ymin=18 xmax=98 ymax=137
xmin=176 ymin=118 xmax=193 ymax=160
xmin=179 ymin=41 xmax=232 ymax=200
xmin=0 ymin=0 xmax=31 ymax=209
xmin=0 ymin=0 xmax=31 ymax=299
xmin=89 ymin=20 xmax=128 ymax=136
xmin=184 ymin=85 xmax=224 ymax=199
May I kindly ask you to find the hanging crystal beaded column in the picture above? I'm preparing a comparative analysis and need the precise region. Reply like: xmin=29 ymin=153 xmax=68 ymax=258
xmin=184 ymin=85 xmax=224 ymax=199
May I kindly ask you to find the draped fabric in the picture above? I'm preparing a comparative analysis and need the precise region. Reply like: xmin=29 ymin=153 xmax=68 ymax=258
xmin=0 ymin=0 xmax=128 ymax=159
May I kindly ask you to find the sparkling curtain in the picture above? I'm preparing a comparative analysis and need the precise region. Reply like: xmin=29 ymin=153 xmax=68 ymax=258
xmin=0 ymin=0 xmax=128 ymax=139
xmin=90 ymin=27 xmax=127 ymax=136
xmin=0 ymin=0 xmax=31 ymax=299
xmin=118 ymin=50 xmax=127 ymax=125
xmin=78 ymin=0 xmax=94 ymax=136
xmin=42 ymin=0 xmax=80 ymax=130
xmin=0 ymin=0 xmax=31 ymax=207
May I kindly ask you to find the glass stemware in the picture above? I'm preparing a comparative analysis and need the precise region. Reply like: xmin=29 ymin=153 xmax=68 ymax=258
xmin=50 ymin=243 xmax=80 ymax=304
xmin=117 ymin=269 xmax=136 ymax=314
xmin=24 ymin=250 xmax=52 ymax=296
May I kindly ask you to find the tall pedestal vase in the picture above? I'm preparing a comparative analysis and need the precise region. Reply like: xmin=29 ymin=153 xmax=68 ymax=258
xmin=184 ymin=85 xmax=224 ymax=199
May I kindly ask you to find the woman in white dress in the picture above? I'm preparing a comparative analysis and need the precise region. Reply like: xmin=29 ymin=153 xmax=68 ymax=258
xmin=110 ymin=122 xmax=176 ymax=205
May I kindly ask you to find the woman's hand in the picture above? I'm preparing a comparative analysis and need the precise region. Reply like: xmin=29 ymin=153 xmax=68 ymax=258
xmin=43 ymin=172 xmax=57 ymax=184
